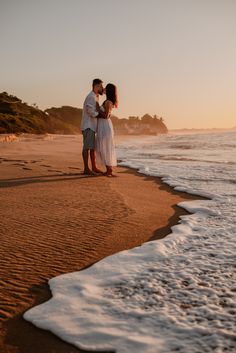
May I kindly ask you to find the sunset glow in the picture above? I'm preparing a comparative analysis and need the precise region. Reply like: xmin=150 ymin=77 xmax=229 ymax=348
xmin=1 ymin=0 xmax=236 ymax=129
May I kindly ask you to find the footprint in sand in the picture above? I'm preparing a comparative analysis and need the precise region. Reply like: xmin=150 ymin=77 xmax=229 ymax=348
xmin=2 ymin=158 xmax=12 ymax=162
xmin=47 ymin=169 xmax=63 ymax=173
xmin=12 ymin=163 xmax=26 ymax=166
xmin=68 ymin=167 xmax=80 ymax=170
xmin=14 ymin=159 xmax=26 ymax=162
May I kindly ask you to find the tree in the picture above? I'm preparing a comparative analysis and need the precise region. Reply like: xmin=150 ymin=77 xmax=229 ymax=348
xmin=141 ymin=113 xmax=153 ymax=124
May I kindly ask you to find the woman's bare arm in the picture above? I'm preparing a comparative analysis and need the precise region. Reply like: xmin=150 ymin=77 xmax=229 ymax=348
xmin=102 ymin=100 xmax=113 ymax=119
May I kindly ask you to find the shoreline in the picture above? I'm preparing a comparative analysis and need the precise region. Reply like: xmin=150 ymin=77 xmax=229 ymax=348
xmin=0 ymin=135 xmax=205 ymax=353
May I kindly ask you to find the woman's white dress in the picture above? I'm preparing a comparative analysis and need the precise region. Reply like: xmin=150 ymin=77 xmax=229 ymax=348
xmin=96 ymin=106 xmax=117 ymax=167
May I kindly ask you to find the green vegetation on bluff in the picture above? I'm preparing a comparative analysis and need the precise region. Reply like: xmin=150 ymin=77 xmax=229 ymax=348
xmin=0 ymin=92 xmax=168 ymax=135
xmin=0 ymin=92 xmax=81 ymax=134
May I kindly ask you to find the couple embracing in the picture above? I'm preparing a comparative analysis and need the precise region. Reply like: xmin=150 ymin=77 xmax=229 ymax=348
xmin=81 ymin=78 xmax=118 ymax=177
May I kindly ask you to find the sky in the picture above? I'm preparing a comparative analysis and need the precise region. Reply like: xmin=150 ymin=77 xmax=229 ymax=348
xmin=1 ymin=0 xmax=236 ymax=129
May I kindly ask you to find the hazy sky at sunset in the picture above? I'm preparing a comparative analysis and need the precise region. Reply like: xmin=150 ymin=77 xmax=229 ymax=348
xmin=1 ymin=0 xmax=235 ymax=129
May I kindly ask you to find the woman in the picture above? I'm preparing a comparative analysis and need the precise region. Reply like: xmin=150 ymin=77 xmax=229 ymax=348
xmin=96 ymin=83 xmax=118 ymax=176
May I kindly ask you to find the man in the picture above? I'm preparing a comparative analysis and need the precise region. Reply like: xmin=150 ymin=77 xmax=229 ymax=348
xmin=81 ymin=78 xmax=104 ymax=175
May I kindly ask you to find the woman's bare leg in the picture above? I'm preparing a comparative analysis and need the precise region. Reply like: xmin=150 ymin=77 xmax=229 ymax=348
xmin=105 ymin=166 xmax=113 ymax=176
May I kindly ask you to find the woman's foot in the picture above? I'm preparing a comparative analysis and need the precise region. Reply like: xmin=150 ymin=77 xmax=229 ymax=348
xmin=104 ymin=166 xmax=116 ymax=177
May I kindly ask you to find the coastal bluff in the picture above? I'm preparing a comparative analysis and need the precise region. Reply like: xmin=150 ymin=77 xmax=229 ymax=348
xmin=0 ymin=92 xmax=168 ymax=135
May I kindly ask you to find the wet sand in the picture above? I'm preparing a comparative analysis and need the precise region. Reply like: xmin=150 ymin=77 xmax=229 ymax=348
xmin=0 ymin=134 xmax=201 ymax=353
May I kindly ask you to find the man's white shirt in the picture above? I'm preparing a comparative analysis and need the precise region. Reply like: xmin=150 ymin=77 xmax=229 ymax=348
xmin=81 ymin=91 xmax=99 ymax=132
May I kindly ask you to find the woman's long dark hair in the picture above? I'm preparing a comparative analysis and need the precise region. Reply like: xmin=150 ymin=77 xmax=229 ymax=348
xmin=105 ymin=83 xmax=118 ymax=108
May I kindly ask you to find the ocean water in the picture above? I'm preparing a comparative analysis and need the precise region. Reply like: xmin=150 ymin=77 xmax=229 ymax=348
xmin=24 ymin=131 xmax=236 ymax=353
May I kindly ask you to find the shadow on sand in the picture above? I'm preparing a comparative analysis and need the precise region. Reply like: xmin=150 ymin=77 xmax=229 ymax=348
xmin=0 ymin=172 xmax=104 ymax=189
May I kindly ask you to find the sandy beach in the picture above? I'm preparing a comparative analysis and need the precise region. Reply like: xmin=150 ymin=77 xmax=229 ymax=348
xmin=0 ymin=134 xmax=201 ymax=353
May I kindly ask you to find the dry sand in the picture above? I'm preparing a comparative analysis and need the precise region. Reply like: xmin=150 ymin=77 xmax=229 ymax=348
xmin=0 ymin=134 xmax=200 ymax=353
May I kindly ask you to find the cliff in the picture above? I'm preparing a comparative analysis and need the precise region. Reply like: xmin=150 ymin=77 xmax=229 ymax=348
xmin=0 ymin=92 xmax=168 ymax=135
xmin=0 ymin=93 xmax=81 ymax=134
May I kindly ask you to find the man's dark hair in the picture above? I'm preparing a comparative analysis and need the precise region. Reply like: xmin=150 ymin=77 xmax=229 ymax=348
xmin=92 ymin=78 xmax=103 ymax=88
